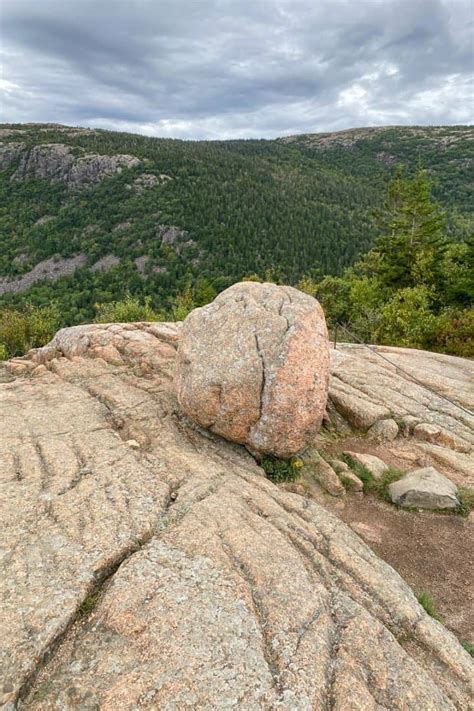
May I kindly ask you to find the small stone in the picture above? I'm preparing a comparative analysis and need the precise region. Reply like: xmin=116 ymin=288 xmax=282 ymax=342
xmin=126 ymin=439 xmax=140 ymax=449
xmin=388 ymin=467 xmax=459 ymax=510
xmin=368 ymin=418 xmax=399 ymax=442
xmin=343 ymin=451 xmax=389 ymax=480
xmin=330 ymin=460 xmax=364 ymax=491
xmin=302 ymin=449 xmax=345 ymax=496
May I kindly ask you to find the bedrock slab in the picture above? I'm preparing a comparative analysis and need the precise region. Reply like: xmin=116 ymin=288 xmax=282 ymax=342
xmin=0 ymin=323 xmax=472 ymax=709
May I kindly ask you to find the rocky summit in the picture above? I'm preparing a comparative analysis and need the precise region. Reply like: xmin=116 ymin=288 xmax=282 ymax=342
xmin=1 ymin=321 xmax=473 ymax=709
xmin=175 ymin=282 xmax=330 ymax=457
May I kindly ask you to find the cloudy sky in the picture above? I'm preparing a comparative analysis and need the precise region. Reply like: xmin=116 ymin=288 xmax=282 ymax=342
xmin=1 ymin=0 xmax=472 ymax=139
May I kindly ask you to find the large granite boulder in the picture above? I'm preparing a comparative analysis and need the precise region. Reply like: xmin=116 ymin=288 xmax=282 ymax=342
xmin=175 ymin=282 xmax=330 ymax=458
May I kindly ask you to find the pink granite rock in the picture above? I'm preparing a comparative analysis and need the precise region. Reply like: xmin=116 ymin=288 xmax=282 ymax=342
xmin=175 ymin=282 xmax=330 ymax=457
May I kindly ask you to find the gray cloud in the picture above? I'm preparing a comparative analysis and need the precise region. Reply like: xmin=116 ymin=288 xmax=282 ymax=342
xmin=1 ymin=0 xmax=472 ymax=138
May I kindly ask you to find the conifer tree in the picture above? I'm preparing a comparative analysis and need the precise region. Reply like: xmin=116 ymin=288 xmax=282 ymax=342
xmin=366 ymin=165 xmax=447 ymax=290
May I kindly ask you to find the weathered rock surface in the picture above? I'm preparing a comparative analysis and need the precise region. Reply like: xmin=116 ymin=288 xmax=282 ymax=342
xmin=301 ymin=449 xmax=345 ymax=496
xmin=1 ymin=322 xmax=472 ymax=709
xmin=0 ymin=142 xmax=140 ymax=186
xmin=328 ymin=344 xmax=474 ymax=488
xmin=331 ymin=459 xmax=364 ymax=491
xmin=389 ymin=467 xmax=460 ymax=510
xmin=175 ymin=282 xmax=330 ymax=458
xmin=368 ymin=417 xmax=399 ymax=442
xmin=343 ymin=451 xmax=389 ymax=480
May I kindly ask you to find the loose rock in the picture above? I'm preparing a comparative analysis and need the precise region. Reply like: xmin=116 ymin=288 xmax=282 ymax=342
xmin=331 ymin=459 xmax=364 ymax=491
xmin=301 ymin=449 xmax=345 ymax=496
xmin=388 ymin=466 xmax=460 ymax=510
xmin=175 ymin=282 xmax=330 ymax=457
xmin=368 ymin=418 xmax=399 ymax=442
xmin=343 ymin=451 xmax=389 ymax=480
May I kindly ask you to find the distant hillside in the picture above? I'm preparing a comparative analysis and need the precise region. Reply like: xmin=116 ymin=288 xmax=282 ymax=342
xmin=0 ymin=123 xmax=472 ymax=323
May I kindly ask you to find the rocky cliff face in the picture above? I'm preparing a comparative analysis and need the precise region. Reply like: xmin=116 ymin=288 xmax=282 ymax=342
xmin=0 ymin=142 xmax=140 ymax=187
xmin=1 ymin=323 xmax=472 ymax=709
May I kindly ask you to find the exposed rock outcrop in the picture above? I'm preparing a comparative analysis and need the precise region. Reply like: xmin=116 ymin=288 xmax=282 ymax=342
xmin=90 ymin=254 xmax=121 ymax=273
xmin=1 ymin=323 xmax=472 ymax=709
xmin=328 ymin=344 xmax=474 ymax=488
xmin=0 ymin=142 xmax=140 ymax=186
xmin=0 ymin=254 xmax=87 ymax=295
xmin=175 ymin=282 xmax=330 ymax=457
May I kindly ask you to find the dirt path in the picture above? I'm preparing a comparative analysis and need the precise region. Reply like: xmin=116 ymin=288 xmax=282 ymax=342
xmin=325 ymin=492 xmax=474 ymax=644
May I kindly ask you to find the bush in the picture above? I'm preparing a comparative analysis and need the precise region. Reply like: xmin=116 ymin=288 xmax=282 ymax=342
xmin=260 ymin=456 xmax=303 ymax=483
xmin=0 ymin=304 xmax=60 ymax=358
xmin=430 ymin=307 xmax=474 ymax=358
xmin=94 ymin=294 xmax=162 ymax=323
xmin=375 ymin=286 xmax=437 ymax=349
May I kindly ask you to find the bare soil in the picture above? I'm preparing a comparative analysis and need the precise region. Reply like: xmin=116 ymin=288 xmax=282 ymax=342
xmin=324 ymin=488 xmax=474 ymax=645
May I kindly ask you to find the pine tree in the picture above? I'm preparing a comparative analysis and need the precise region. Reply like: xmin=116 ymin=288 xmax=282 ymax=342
xmin=366 ymin=165 xmax=447 ymax=290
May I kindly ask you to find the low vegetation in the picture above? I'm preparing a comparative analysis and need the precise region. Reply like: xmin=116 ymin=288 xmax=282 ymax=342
xmin=79 ymin=591 xmax=100 ymax=616
xmin=340 ymin=454 xmax=404 ymax=499
xmin=94 ymin=294 xmax=163 ymax=323
xmin=456 ymin=488 xmax=474 ymax=518
xmin=416 ymin=591 xmax=441 ymax=621
xmin=0 ymin=303 xmax=60 ymax=359
xmin=461 ymin=640 xmax=474 ymax=657
xmin=260 ymin=456 xmax=304 ymax=483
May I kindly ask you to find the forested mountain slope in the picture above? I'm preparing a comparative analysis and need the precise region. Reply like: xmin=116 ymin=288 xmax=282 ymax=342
xmin=0 ymin=123 xmax=472 ymax=324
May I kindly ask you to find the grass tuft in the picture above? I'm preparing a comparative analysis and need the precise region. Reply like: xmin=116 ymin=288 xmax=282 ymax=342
xmin=456 ymin=487 xmax=474 ymax=518
xmin=416 ymin=591 xmax=441 ymax=621
xmin=79 ymin=591 xmax=100 ymax=616
xmin=461 ymin=640 xmax=474 ymax=657
xmin=370 ymin=466 xmax=405 ymax=502
xmin=340 ymin=453 xmax=373 ymax=490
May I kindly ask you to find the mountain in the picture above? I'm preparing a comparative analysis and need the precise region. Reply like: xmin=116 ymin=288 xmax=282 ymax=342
xmin=0 ymin=123 xmax=472 ymax=324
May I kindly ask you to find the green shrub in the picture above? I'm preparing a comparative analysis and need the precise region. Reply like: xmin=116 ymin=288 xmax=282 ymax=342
xmin=260 ymin=456 xmax=304 ymax=483
xmin=430 ymin=307 xmax=474 ymax=358
xmin=0 ymin=304 xmax=60 ymax=358
xmin=94 ymin=294 xmax=162 ymax=323
xmin=340 ymin=455 xmax=404 ymax=500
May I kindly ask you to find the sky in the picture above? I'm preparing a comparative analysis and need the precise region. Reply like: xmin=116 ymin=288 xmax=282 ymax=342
xmin=0 ymin=0 xmax=472 ymax=139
